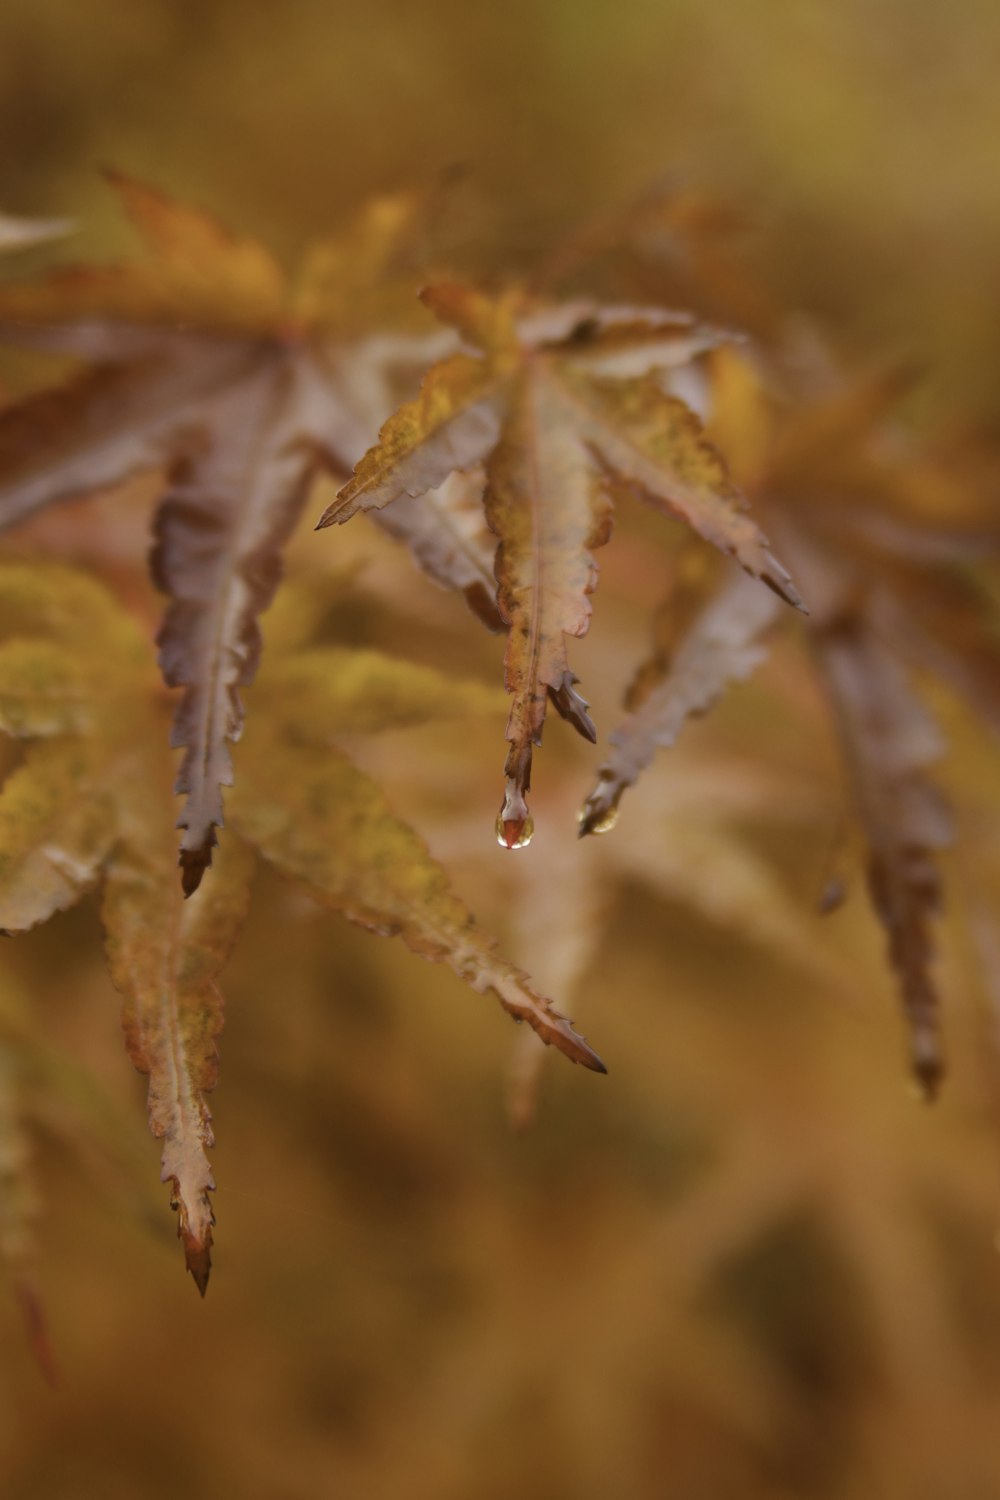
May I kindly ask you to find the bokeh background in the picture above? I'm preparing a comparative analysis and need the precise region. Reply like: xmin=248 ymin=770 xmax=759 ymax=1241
xmin=2 ymin=2 xmax=1000 ymax=1496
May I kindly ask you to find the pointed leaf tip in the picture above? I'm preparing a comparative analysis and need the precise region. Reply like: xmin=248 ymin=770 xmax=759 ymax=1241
xmin=576 ymin=791 xmax=622 ymax=839
xmin=547 ymin=1014 xmax=607 ymax=1073
xmin=548 ymin=673 xmax=598 ymax=742
xmin=183 ymin=1237 xmax=212 ymax=1297
xmin=762 ymin=565 xmax=807 ymax=614
xmin=179 ymin=846 xmax=211 ymax=898
xmin=912 ymin=1031 xmax=944 ymax=1103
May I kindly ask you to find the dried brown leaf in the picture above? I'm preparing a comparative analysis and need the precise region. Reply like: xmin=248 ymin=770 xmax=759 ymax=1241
xmin=816 ymin=610 xmax=952 ymax=1097
xmin=231 ymin=731 xmax=605 ymax=1072
xmin=0 ymin=560 xmax=607 ymax=1284
xmin=0 ymin=174 xmax=447 ymax=891
xmin=579 ymin=339 xmax=994 ymax=1092
xmin=321 ymin=282 xmax=801 ymax=840
xmin=104 ymin=825 xmax=254 ymax=1292
xmin=580 ymin=568 xmax=782 ymax=835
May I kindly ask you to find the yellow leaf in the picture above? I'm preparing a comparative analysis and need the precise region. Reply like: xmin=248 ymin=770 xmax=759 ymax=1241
xmin=105 ymin=169 xmax=289 ymax=329
xmin=253 ymin=647 xmax=503 ymax=740
xmin=0 ymin=638 xmax=100 ymax=737
xmin=0 ymin=176 xmax=469 ymax=890
xmin=0 ymin=560 xmax=607 ymax=1285
xmin=0 ymin=740 xmax=113 ymax=930
xmin=321 ymin=353 xmax=505 ymax=524
xmin=232 ymin=733 xmax=605 ymax=1072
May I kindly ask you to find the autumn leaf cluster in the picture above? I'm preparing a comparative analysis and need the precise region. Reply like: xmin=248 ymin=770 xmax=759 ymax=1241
xmin=0 ymin=174 xmax=996 ymax=1305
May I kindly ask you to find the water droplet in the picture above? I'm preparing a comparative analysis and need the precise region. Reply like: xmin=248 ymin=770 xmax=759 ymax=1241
xmin=591 ymin=804 xmax=619 ymax=836
xmin=577 ymin=799 xmax=619 ymax=836
xmin=495 ymin=809 xmax=535 ymax=849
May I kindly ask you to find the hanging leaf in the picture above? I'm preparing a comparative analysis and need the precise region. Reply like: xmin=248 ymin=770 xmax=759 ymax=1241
xmin=0 ymin=559 xmax=604 ymax=1287
xmin=815 ymin=610 xmax=952 ymax=1097
xmin=0 ymin=173 xmax=448 ymax=892
xmin=580 ymin=567 xmax=782 ymax=835
xmin=320 ymin=282 xmax=803 ymax=844
xmin=582 ymin=339 xmax=997 ymax=1091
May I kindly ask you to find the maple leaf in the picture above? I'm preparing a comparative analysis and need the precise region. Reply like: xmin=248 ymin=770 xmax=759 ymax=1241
xmin=581 ymin=343 xmax=1000 ymax=1095
xmin=432 ymin=757 xmax=851 ymax=1130
xmin=580 ymin=563 xmax=783 ymax=835
xmin=319 ymin=281 xmax=804 ymax=847
xmin=0 ymin=172 xmax=451 ymax=895
xmin=373 ymin=467 xmax=505 ymax=631
xmin=0 ymin=558 xmax=603 ymax=1290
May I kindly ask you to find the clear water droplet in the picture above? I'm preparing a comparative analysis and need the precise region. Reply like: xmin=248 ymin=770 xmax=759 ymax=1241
xmin=578 ymin=800 xmax=619 ymax=836
xmin=495 ymin=809 xmax=535 ymax=849
xmin=591 ymin=804 xmax=620 ymax=836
